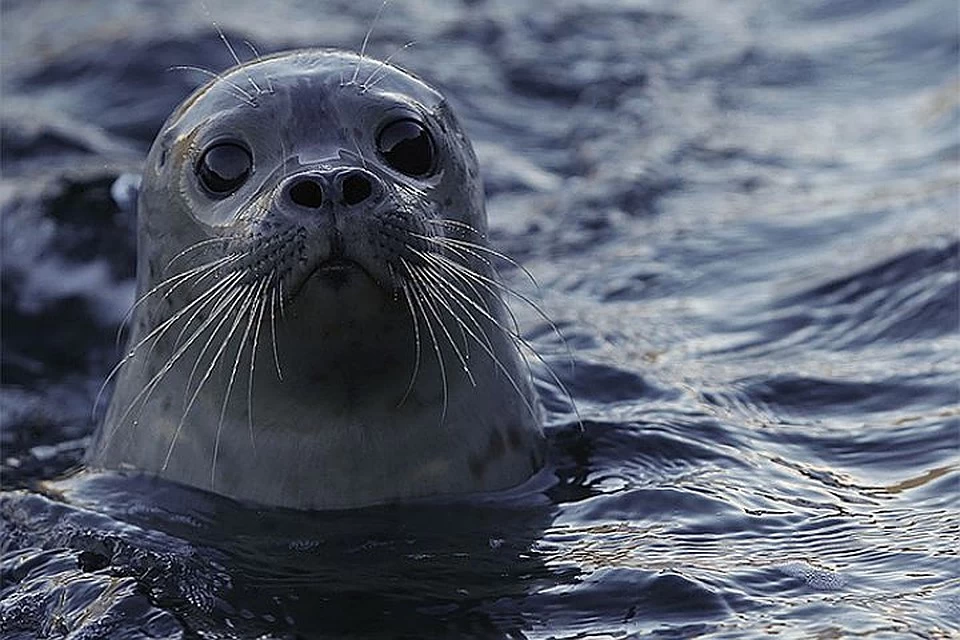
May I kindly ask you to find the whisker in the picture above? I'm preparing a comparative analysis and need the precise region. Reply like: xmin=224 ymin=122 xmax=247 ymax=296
xmin=211 ymin=281 xmax=264 ymax=485
xmin=182 ymin=280 xmax=253 ymax=407
xmin=144 ymin=279 xmax=248 ymax=424
xmin=213 ymin=21 xmax=261 ymax=95
xmin=410 ymin=266 xmax=476 ymax=387
xmin=95 ymin=268 xmax=243 ymax=420
xmin=400 ymin=257 xmax=448 ymax=424
xmin=198 ymin=0 xmax=262 ymax=97
xmin=247 ymin=277 xmax=272 ymax=451
xmin=421 ymin=249 xmax=524 ymax=338
xmin=165 ymin=283 xmax=254 ymax=472
xmin=167 ymin=256 xmax=247 ymax=353
xmin=412 ymin=246 xmax=506 ymax=356
xmin=425 ymin=250 xmax=565 ymax=355
xmin=416 ymin=233 xmax=493 ymax=271
xmin=414 ymin=248 xmax=581 ymax=425
xmin=424 ymin=218 xmax=485 ymax=237
xmin=269 ymin=277 xmax=284 ymax=380
xmin=419 ymin=233 xmax=541 ymax=289
xmin=115 ymin=253 xmax=237 ymax=350
xmin=244 ymin=40 xmax=274 ymax=94
xmin=412 ymin=255 xmax=495 ymax=355
xmin=397 ymin=278 xmax=423 ymax=407
xmin=352 ymin=0 xmax=390 ymax=86
xmin=413 ymin=260 xmax=541 ymax=423
xmin=106 ymin=275 xmax=247 ymax=447
xmin=363 ymin=40 xmax=416 ymax=89
xmin=423 ymin=234 xmax=573 ymax=365
xmin=167 ymin=66 xmax=256 ymax=106
xmin=162 ymin=237 xmax=236 ymax=275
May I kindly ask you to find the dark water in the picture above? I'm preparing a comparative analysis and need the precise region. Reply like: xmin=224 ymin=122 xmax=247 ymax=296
xmin=2 ymin=0 xmax=958 ymax=637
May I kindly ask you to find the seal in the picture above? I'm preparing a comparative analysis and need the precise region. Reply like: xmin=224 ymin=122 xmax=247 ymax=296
xmin=85 ymin=49 xmax=547 ymax=510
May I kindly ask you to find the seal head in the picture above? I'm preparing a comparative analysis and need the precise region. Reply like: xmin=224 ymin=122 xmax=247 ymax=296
xmin=86 ymin=49 xmax=546 ymax=509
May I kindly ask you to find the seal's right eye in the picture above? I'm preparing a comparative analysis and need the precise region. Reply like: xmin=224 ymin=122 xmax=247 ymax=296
xmin=196 ymin=142 xmax=252 ymax=196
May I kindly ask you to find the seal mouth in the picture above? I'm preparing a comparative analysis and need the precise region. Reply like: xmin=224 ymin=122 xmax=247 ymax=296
xmin=313 ymin=257 xmax=358 ymax=285
xmin=302 ymin=257 xmax=377 ymax=292
xmin=315 ymin=257 xmax=359 ymax=273
xmin=301 ymin=227 xmax=371 ymax=290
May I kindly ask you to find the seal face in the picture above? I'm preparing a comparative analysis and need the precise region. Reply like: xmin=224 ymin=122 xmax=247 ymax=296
xmin=86 ymin=49 xmax=546 ymax=510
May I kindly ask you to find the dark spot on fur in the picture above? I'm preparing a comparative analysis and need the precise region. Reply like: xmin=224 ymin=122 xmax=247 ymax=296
xmin=529 ymin=451 xmax=541 ymax=473
xmin=469 ymin=431 xmax=509 ymax=480
xmin=469 ymin=455 xmax=484 ymax=479
xmin=507 ymin=426 xmax=523 ymax=450
xmin=489 ymin=430 xmax=505 ymax=458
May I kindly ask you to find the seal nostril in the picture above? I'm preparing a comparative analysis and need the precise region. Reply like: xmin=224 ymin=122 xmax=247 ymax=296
xmin=342 ymin=174 xmax=373 ymax=206
xmin=289 ymin=179 xmax=324 ymax=208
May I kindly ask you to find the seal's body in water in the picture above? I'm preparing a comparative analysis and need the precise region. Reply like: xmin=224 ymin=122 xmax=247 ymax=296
xmin=86 ymin=49 xmax=546 ymax=510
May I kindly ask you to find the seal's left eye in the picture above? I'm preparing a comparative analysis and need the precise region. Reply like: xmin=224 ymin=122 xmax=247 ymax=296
xmin=377 ymin=119 xmax=435 ymax=178
xmin=196 ymin=142 xmax=252 ymax=196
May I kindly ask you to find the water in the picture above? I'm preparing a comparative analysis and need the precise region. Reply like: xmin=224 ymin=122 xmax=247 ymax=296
xmin=2 ymin=0 xmax=958 ymax=637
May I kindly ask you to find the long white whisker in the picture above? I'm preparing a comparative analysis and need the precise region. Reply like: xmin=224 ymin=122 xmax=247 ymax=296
xmin=397 ymin=279 xmax=423 ymax=407
xmin=247 ymin=277 xmax=271 ymax=451
xmin=424 ymin=235 xmax=573 ymax=365
xmin=242 ymin=40 xmax=274 ymax=93
xmin=164 ymin=284 xmax=253 ymax=472
xmin=400 ymin=257 xmax=448 ymax=424
xmin=414 ymin=260 xmax=541 ymax=423
xmin=415 ymin=249 xmax=581 ymax=425
xmin=424 ymin=217 xmax=485 ymax=237
xmin=165 ymin=258 xmax=246 ymax=354
xmin=95 ymin=268 xmax=243 ymax=420
xmin=418 ymin=233 xmax=541 ymax=289
xmin=352 ymin=0 xmax=390 ymax=86
xmin=419 ymin=249 xmax=524 ymax=338
xmin=164 ymin=284 xmax=245 ymax=416
xmin=106 ymin=276 xmax=247 ymax=446
xmin=414 ymin=257 xmax=495 ymax=353
xmin=410 ymin=265 xmax=476 ymax=387
xmin=199 ymin=0 xmax=262 ymax=96
xmin=182 ymin=279 xmax=255 ymax=406
xmin=211 ymin=282 xmax=264 ymax=485
xmin=269 ymin=277 xmax=284 ymax=380
xmin=363 ymin=40 xmax=416 ymax=89
xmin=426 ymin=250 xmax=565 ymax=352
xmin=162 ymin=237 xmax=236 ymax=275
xmin=114 ymin=253 xmax=236 ymax=351
xmin=167 ymin=66 xmax=256 ymax=106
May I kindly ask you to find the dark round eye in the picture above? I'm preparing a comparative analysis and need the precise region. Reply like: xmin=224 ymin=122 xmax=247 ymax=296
xmin=377 ymin=119 xmax=435 ymax=177
xmin=196 ymin=142 xmax=252 ymax=196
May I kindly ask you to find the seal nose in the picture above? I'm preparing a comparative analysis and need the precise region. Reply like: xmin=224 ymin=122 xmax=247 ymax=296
xmin=287 ymin=177 xmax=325 ymax=209
xmin=337 ymin=169 xmax=382 ymax=207
xmin=282 ymin=169 xmax=383 ymax=211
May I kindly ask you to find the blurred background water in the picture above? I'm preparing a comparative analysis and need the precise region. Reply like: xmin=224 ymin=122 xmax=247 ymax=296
xmin=1 ymin=0 xmax=958 ymax=638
